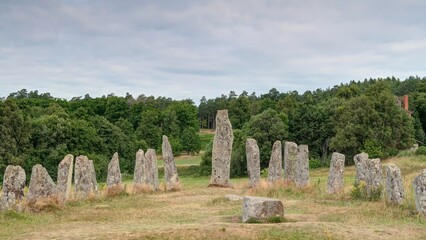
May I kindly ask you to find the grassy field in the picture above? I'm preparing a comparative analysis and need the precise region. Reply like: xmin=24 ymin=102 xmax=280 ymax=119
xmin=1 ymin=155 xmax=426 ymax=239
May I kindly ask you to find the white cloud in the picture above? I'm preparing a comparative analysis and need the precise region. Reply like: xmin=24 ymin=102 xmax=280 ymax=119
xmin=0 ymin=0 xmax=426 ymax=102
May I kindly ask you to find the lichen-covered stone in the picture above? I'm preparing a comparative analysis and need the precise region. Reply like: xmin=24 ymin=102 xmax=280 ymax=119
xmin=107 ymin=152 xmax=124 ymax=195
xmin=133 ymin=149 xmax=145 ymax=186
xmin=74 ymin=155 xmax=97 ymax=199
xmin=354 ymin=152 xmax=369 ymax=184
xmin=210 ymin=109 xmax=233 ymax=187
xmin=385 ymin=164 xmax=404 ymax=205
xmin=246 ymin=138 xmax=260 ymax=187
xmin=145 ymin=149 xmax=159 ymax=191
xmin=366 ymin=158 xmax=382 ymax=196
xmin=162 ymin=135 xmax=180 ymax=191
xmin=242 ymin=196 xmax=284 ymax=223
xmin=57 ymin=154 xmax=73 ymax=203
xmin=1 ymin=165 xmax=26 ymax=210
xmin=327 ymin=152 xmax=345 ymax=194
xmin=413 ymin=169 xmax=426 ymax=215
xmin=27 ymin=164 xmax=57 ymax=205
xmin=295 ymin=145 xmax=309 ymax=187
xmin=89 ymin=160 xmax=98 ymax=194
xmin=267 ymin=140 xmax=282 ymax=184
xmin=284 ymin=141 xmax=298 ymax=183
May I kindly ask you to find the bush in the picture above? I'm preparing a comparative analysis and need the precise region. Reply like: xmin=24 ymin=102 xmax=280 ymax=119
xmin=351 ymin=181 xmax=382 ymax=201
xmin=309 ymin=158 xmax=322 ymax=169
xmin=416 ymin=146 xmax=426 ymax=155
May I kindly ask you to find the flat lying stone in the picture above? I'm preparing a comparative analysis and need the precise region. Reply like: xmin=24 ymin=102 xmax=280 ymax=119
xmin=242 ymin=196 xmax=284 ymax=223
xmin=225 ymin=194 xmax=243 ymax=201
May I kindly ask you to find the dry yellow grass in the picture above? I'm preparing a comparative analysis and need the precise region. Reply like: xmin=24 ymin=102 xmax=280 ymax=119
xmin=0 ymin=155 xmax=425 ymax=240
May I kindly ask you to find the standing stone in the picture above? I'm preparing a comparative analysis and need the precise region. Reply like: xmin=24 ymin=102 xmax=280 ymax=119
xmin=89 ymin=160 xmax=98 ymax=194
xmin=1 ymin=165 xmax=26 ymax=210
xmin=106 ymin=152 xmax=124 ymax=195
xmin=267 ymin=141 xmax=283 ymax=184
xmin=354 ymin=152 xmax=369 ymax=184
xmin=366 ymin=158 xmax=383 ymax=196
xmin=327 ymin=152 xmax=345 ymax=194
xmin=133 ymin=149 xmax=145 ymax=192
xmin=295 ymin=145 xmax=309 ymax=187
xmin=209 ymin=109 xmax=233 ymax=187
xmin=284 ymin=141 xmax=298 ymax=183
xmin=242 ymin=196 xmax=284 ymax=223
xmin=57 ymin=154 xmax=73 ymax=203
xmin=145 ymin=149 xmax=159 ymax=191
xmin=413 ymin=169 xmax=426 ymax=214
xmin=74 ymin=155 xmax=97 ymax=199
xmin=246 ymin=138 xmax=260 ymax=187
xmin=385 ymin=164 xmax=404 ymax=205
xmin=162 ymin=136 xmax=180 ymax=191
xmin=27 ymin=164 xmax=57 ymax=205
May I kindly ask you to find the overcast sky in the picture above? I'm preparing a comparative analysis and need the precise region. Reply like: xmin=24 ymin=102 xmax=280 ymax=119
xmin=1 ymin=0 xmax=426 ymax=102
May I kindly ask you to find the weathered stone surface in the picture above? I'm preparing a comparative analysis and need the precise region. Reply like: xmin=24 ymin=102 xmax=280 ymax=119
xmin=242 ymin=196 xmax=284 ymax=223
xmin=267 ymin=140 xmax=283 ymax=184
xmin=210 ymin=109 xmax=233 ymax=187
xmin=413 ymin=169 xmax=426 ymax=214
xmin=366 ymin=158 xmax=382 ymax=196
xmin=295 ymin=145 xmax=309 ymax=187
xmin=225 ymin=194 xmax=243 ymax=201
xmin=57 ymin=154 xmax=73 ymax=203
xmin=1 ymin=165 xmax=26 ymax=210
xmin=327 ymin=152 xmax=345 ymax=194
xmin=133 ymin=149 xmax=145 ymax=186
xmin=246 ymin=138 xmax=260 ymax=187
xmin=284 ymin=141 xmax=298 ymax=183
xmin=162 ymin=135 xmax=180 ymax=191
xmin=27 ymin=164 xmax=57 ymax=204
xmin=74 ymin=155 xmax=97 ymax=199
xmin=107 ymin=152 xmax=123 ymax=194
xmin=145 ymin=149 xmax=159 ymax=191
xmin=89 ymin=160 xmax=98 ymax=194
xmin=385 ymin=164 xmax=404 ymax=205
xmin=354 ymin=152 xmax=369 ymax=184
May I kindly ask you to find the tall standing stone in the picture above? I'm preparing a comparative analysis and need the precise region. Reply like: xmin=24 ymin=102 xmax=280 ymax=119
xmin=133 ymin=149 xmax=145 ymax=192
xmin=327 ymin=152 xmax=345 ymax=194
xmin=284 ymin=141 xmax=298 ymax=183
xmin=162 ymin=136 xmax=180 ymax=191
xmin=27 ymin=164 xmax=57 ymax=205
xmin=1 ymin=165 xmax=26 ymax=210
xmin=366 ymin=158 xmax=382 ymax=196
xmin=413 ymin=169 xmax=426 ymax=215
xmin=89 ymin=160 xmax=98 ymax=194
xmin=57 ymin=154 xmax=73 ymax=203
xmin=295 ymin=145 xmax=309 ymax=187
xmin=209 ymin=109 xmax=233 ymax=187
xmin=354 ymin=152 xmax=369 ymax=184
xmin=74 ymin=155 xmax=97 ymax=199
xmin=246 ymin=138 xmax=260 ymax=187
xmin=145 ymin=149 xmax=159 ymax=191
xmin=106 ymin=152 xmax=124 ymax=195
xmin=267 ymin=141 xmax=283 ymax=184
xmin=385 ymin=164 xmax=404 ymax=205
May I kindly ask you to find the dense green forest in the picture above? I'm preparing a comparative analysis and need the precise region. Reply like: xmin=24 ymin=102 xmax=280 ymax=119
xmin=1 ymin=76 xmax=425 ymax=181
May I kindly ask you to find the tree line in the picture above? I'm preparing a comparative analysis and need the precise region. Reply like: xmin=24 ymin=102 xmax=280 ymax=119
xmin=199 ymin=76 xmax=425 ymax=177
xmin=0 ymin=90 xmax=200 ymax=182
xmin=1 ymin=76 xmax=425 ymax=181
